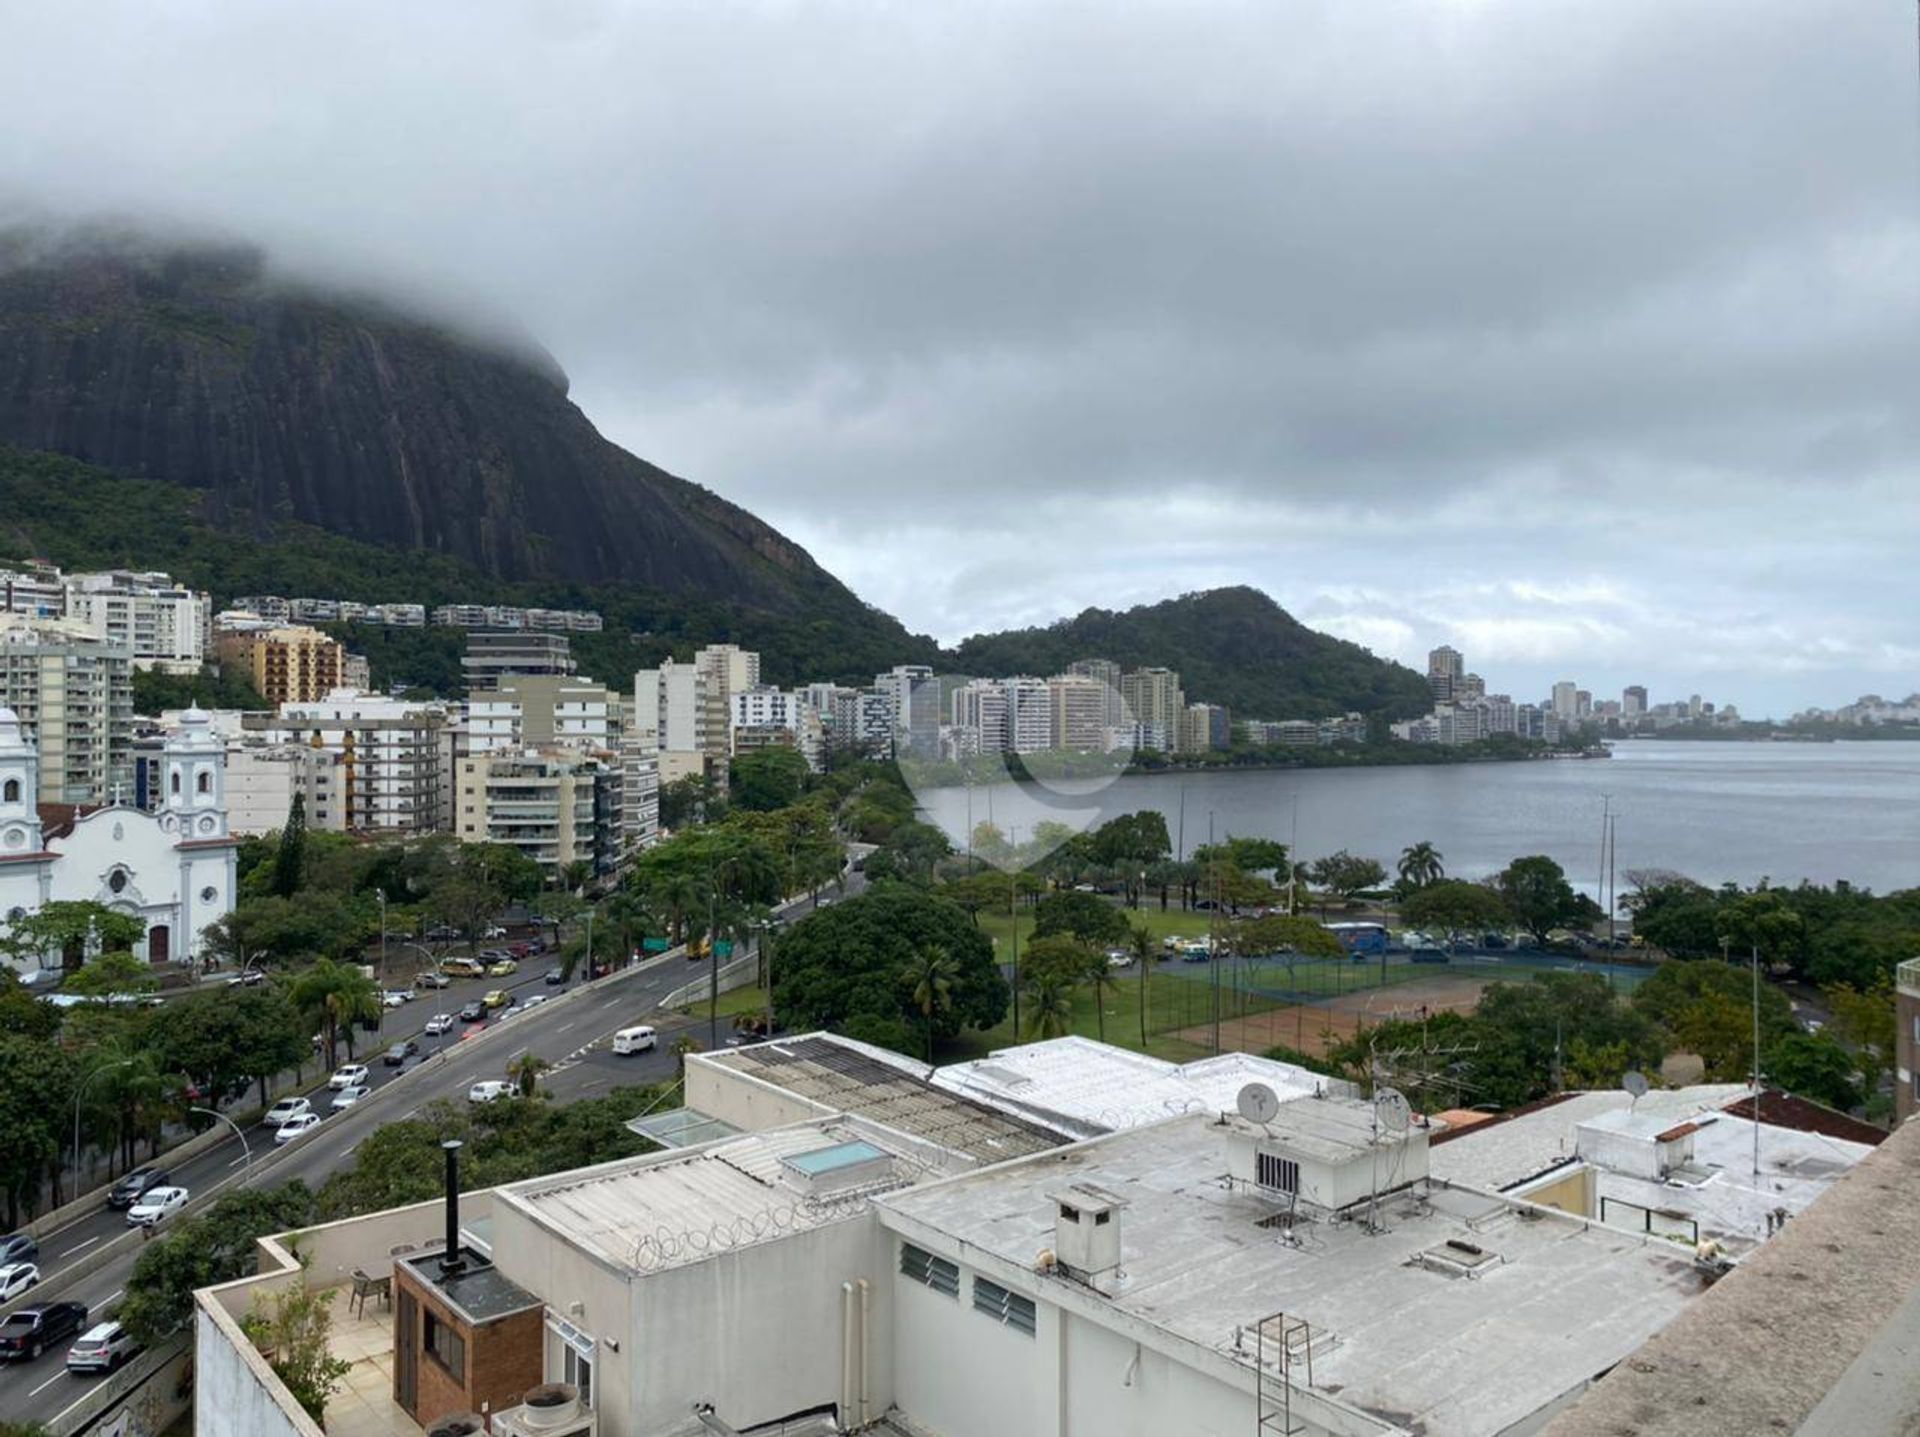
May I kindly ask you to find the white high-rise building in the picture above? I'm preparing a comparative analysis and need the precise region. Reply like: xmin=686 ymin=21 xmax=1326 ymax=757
xmin=63 ymin=571 xmax=211 ymax=675
xmin=253 ymin=692 xmax=447 ymax=834
xmin=1003 ymin=677 xmax=1054 ymax=753
xmin=877 ymin=665 xmax=940 ymax=759
xmin=951 ymin=680 xmax=1010 ymax=752
xmin=1427 ymin=646 xmax=1464 ymax=704
xmin=1551 ymin=681 xmax=1580 ymax=719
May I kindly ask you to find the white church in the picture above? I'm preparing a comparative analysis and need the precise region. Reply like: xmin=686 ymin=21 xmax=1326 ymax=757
xmin=0 ymin=706 xmax=237 ymax=970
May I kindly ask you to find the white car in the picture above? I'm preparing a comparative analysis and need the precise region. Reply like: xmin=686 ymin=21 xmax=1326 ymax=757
xmin=0 ymin=1264 xmax=37 ymax=1302
xmin=381 ymin=990 xmax=411 ymax=1008
xmin=274 ymin=1113 xmax=323 ymax=1145
xmin=328 ymin=1064 xmax=369 ymax=1090
xmin=224 ymin=968 xmax=265 ymax=987
xmin=482 ymin=925 xmax=508 ymax=939
xmin=264 ymin=1096 xmax=311 ymax=1127
xmin=330 ymin=1085 xmax=369 ymax=1111
xmin=520 ymin=994 xmax=548 ymax=1011
xmin=468 ymin=1080 xmax=513 ymax=1104
xmin=423 ymin=1013 xmax=454 ymax=1036
xmin=126 ymin=1186 xmax=189 ymax=1227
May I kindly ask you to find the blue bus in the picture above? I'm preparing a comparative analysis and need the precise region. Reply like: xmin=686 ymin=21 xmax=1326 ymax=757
xmin=1324 ymin=922 xmax=1390 ymax=960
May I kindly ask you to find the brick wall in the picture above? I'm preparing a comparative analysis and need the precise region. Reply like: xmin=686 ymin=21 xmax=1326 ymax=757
xmin=394 ymin=1264 xmax=544 ymax=1430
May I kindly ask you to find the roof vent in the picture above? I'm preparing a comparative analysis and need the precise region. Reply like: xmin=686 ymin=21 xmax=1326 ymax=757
xmin=517 ymin=1384 xmax=581 ymax=1430
xmin=779 ymin=1139 xmax=893 ymax=1196
xmin=426 ymin=1416 xmax=484 ymax=1437
xmin=1051 ymin=1184 xmax=1125 ymax=1288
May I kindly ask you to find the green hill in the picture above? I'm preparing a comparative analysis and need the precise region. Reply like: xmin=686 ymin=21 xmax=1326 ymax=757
xmin=0 ymin=446 xmax=937 ymax=693
xmin=950 ymin=586 xmax=1432 ymax=721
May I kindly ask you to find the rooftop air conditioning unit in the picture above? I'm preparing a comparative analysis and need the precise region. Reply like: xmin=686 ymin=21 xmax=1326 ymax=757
xmin=425 ymin=1416 xmax=484 ymax=1437
xmin=491 ymin=1385 xmax=597 ymax=1437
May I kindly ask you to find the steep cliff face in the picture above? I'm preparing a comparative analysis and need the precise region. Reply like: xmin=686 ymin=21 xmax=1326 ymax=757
xmin=0 ymin=234 xmax=847 ymax=613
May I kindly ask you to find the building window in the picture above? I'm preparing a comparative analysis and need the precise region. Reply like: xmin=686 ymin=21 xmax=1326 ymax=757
xmin=972 ymin=1277 xmax=1037 ymax=1336
xmin=108 ymin=869 xmax=129 ymax=895
xmin=1 ymin=779 xmax=16 ymax=803
xmin=196 ymin=771 xmax=212 ymax=794
xmin=899 ymin=1242 xmax=959 ymax=1298
xmin=548 ymin=1317 xmax=595 ymax=1408
xmin=424 ymin=1311 xmax=465 ymax=1380
xmin=1257 ymin=1152 xmax=1300 ymax=1194
xmin=170 ymin=772 xmax=181 ymax=795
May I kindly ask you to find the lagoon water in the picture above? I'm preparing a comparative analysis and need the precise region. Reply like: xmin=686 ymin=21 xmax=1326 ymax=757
xmin=914 ymin=741 xmax=1920 ymax=895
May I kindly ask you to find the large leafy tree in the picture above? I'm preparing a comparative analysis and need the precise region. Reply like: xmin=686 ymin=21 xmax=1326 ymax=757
xmin=1032 ymin=890 xmax=1130 ymax=949
xmin=154 ymin=988 xmax=309 ymax=1111
xmin=0 ymin=901 xmax=144 ymax=970
xmin=120 ymin=1184 xmax=317 ymax=1345
xmin=1398 ymin=881 xmax=1512 ymax=941
xmin=1493 ymin=855 xmax=1599 ymax=943
xmin=729 ymin=746 xmax=811 ymax=813
xmin=1632 ymin=959 xmax=1796 ymax=1081
xmin=771 ymin=887 xmax=1008 ymax=1058
xmin=1764 ymin=1032 xmax=1862 ymax=1111
xmin=64 ymin=950 xmax=159 ymax=1002
xmin=0 ymin=1036 xmax=77 ymax=1227
xmin=1306 ymin=850 xmax=1388 ymax=904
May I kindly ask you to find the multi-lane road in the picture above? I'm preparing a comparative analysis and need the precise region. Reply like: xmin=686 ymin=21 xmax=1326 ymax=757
xmin=0 ymin=880 xmax=851 ymax=1428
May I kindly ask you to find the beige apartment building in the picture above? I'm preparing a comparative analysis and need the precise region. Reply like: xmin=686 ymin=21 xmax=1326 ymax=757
xmin=216 ymin=624 xmax=345 ymax=705
xmin=454 ymin=747 xmax=619 ymax=881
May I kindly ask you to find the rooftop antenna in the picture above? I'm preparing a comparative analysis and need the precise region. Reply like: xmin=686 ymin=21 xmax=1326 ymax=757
xmin=1237 ymin=1081 xmax=1281 ymax=1129
xmin=1622 ymin=1070 xmax=1650 ymax=1111
xmin=1365 ymin=1086 xmax=1412 ymax=1236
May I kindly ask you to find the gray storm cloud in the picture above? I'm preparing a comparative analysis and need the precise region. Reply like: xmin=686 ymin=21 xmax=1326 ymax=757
xmin=0 ymin=0 xmax=1913 ymax=713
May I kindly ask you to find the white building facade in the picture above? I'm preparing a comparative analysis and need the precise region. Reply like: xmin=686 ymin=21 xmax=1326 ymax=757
xmin=0 ymin=706 xmax=235 ymax=968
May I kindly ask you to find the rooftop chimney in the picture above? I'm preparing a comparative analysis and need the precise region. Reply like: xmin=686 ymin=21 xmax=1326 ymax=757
xmin=440 ymin=1139 xmax=464 ymax=1276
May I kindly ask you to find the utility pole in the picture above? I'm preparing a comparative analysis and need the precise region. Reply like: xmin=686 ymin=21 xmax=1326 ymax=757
xmin=1751 ymin=941 xmax=1762 ymax=1176
xmin=1208 ymin=812 xmax=1220 ymax=1057
xmin=1008 ymin=825 xmax=1021 ymax=1038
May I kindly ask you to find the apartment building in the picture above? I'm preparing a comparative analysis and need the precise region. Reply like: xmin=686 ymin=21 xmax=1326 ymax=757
xmin=62 ymin=570 xmax=211 ymax=674
xmin=0 ymin=563 xmax=67 ymax=620
xmin=730 ymin=687 xmax=825 ymax=770
xmin=876 ymin=664 xmax=940 ymax=761
xmin=467 ymin=678 xmax=625 ymax=756
xmin=619 ymin=740 xmax=661 ymax=852
xmin=1119 ymin=667 xmax=1183 ymax=753
xmin=223 ymin=741 xmax=347 ymax=837
xmin=1065 ymin=657 xmax=1126 ymax=725
xmin=453 ymin=747 xmax=619 ymax=880
xmin=1047 ymin=675 xmax=1110 ymax=752
xmin=0 ymin=616 xmax=134 ymax=804
xmin=254 ymin=693 xmax=447 ymax=834
xmin=949 ymin=680 xmax=1008 ymax=752
xmin=1179 ymin=701 xmax=1231 ymax=753
xmin=216 ymin=625 xmax=345 ymax=706
xmin=462 ymin=632 xmax=576 ymax=693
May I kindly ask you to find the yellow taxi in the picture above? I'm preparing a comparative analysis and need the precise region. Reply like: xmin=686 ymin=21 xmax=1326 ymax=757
xmin=482 ymin=988 xmax=511 ymax=1010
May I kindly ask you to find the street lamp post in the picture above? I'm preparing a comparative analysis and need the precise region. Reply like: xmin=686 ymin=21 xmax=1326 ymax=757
xmin=190 ymin=1106 xmax=252 ymax=1178
xmin=377 ymin=892 xmax=388 ymax=976
xmin=71 ymin=1058 xmax=134 ymax=1203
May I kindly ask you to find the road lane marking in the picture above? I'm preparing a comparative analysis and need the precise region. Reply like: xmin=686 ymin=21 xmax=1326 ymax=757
xmin=29 ymin=1366 xmax=69 ymax=1396
xmin=57 ymin=1235 xmax=100 ymax=1259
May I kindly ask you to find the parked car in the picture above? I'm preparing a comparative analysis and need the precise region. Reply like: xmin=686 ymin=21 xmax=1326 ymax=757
xmin=468 ymin=1080 xmax=513 ymax=1103
xmin=424 ymin=1013 xmax=455 ymax=1036
xmin=107 ymin=1167 xmax=171 ymax=1211
xmin=264 ymin=1096 xmax=311 ymax=1127
xmin=126 ymin=1186 xmax=189 ymax=1228
xmin=413 ymin=970 xmax=451 ymax=990
xmin=425 ymin=925 xmax=462 ymax=941
xmin=385 ymin=1039 xmax=420 ymax=1065
xmin=482 ymin=925 xmax=508 ymax=940
xmin=224 ymin=967 xmax=266 ymax=987
xmin=508 ymin=941 xmax=534 ymax=958
xmin=520 ymin=994 xmax=547 ymax=1012
xmin=478 ymin=948 xmax=511 ymax=962
xmin=330 ymin=1085 xmax=369 ymax=1111
xmin=329 ymin=1064 xmax=369 ymax=1090
xmin=0 ymin=1234 xmax=36 ymax=1267
xmin=440 ymin=956 xmax=486 ymax=978
xmin=0 ymin=1303 xmax=87 ymax=1361
xmin=0 ymin=1264 xmax=37 ymax=1303
xmin=1481 ymin=932 xmax=1510 ymax=950
xmin=486 ymin=958 xmax=518 ymax=977
xmin=66 ymin=1321 xmax=138 ymax=1375
xmin=381 ymin=990 xmax=411 ymax=1009
xmin=482 ymin=988 xmax=510 ymax=1010
xmin=274 ymin=1114 xmax=323 ymax=1145
xmin=459 ymin=1001 xmax=487 ymax=1023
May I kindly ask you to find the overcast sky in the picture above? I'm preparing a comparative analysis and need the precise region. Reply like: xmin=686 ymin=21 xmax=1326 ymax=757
xmin=3 ymin=1 xmax=1915 ymax=716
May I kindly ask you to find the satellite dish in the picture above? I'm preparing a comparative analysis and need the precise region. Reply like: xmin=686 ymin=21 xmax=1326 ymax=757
xmin=1623 ymin=1070 xmax=1650 ymax=1104
xmin=1237 ymin=1083 xmax=1281 ymax=1125
xmin=1375 ymin=1087 xmax=1412 ymax=1134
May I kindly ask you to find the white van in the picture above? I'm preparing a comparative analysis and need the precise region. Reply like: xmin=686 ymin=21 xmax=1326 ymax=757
xmin=612 ymin=1025 xmax=657 ymax=1055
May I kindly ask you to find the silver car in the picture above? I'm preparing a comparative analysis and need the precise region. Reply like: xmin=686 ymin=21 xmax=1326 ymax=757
xmin=67 ymin=1322 xmax=138 ymax=1374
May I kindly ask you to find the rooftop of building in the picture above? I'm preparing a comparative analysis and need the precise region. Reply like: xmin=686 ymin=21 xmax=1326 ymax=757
xmin=697 ymin=1033 xmax=1066 ymax=1164
xmin=1427 ymin=1084 xmax=1877 ymax=1254
xmin=879 ymin=1109 xmax=1710 ymax=1437
xmin=929 ymin=1034 xmax=1350 ymax=1137
xmin=1543 ymin=1116 xmax=1920 ymax=1437
xmin=503 ymin=1114 xmax=959 ymax=1276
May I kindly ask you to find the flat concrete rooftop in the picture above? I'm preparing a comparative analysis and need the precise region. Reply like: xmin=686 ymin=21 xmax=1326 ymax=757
xmin=880 ymin=1110 xmax=1710 ymax=1437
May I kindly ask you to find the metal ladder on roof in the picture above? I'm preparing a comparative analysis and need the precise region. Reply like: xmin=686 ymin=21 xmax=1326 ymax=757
xmin=1254 ymin=1311 xmax=1315 ymax=1437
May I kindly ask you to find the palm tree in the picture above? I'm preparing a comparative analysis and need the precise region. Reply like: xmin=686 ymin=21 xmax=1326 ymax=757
xmin=506 ymin=1052 xmax=551 ymax=1098
xmin=289 ymin=959 xmax=382 ymax=1070
xmin=1081 ymin=947 xmax=1120 ymax=1045
xmin=1397 ymin=842 xmax=1445 ymax=890
xmin=560 ymin=859 xmax=594 ymax=896
xmin=1128 ymin=923 xmax=1157 ymax=1050
xmin=652 ymin=871 xmax=710 ymax=946
xmin=905 ymin=945 xmax=960 ymax=1062
xmin=1023 ymin=971 xmax=1075 ymax=1040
